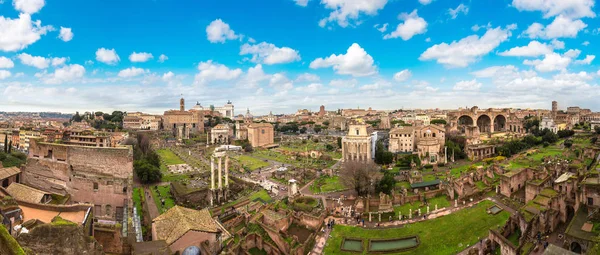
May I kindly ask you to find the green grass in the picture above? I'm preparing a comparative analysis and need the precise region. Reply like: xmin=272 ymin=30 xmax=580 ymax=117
xmin=248 ymin=247 xmax=267 ymax=255
xmin=450 ymin=162 xmax=482 ymax=178
xmin=51 ymin=216 xmax=77 ymax=226
xmin=310 ymin=175 xmax=346 ymax=193
xmin=393 ymin=196 xmax=450 ymax=217
xmin=151 ymin=185 xmax=176 ymax=214
xmin=475 ymin=181 xmax=487 ymax=190
xmin=0 ymin=224 xmax=26 ymax=255
xmin=156 ymin=149 xmax=185 ymax=165
xmin=325 ymin=200 xmax=510 ymax=255
xmin=249 ymin=189 xmax=273 ymax=203
xmin=395 ymin=181 xmax=411 ymax=190
xmin=237 ymin=155 xmax=269 ymax=171
xmin=252 ymin=149 xmax=337 ymax=169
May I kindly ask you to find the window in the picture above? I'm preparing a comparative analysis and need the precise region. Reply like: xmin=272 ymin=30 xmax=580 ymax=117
xmin=93 ymin=182 xmax=98 ymax=191
xmin=588 ymin=197 xmax=594 ymax=205
xmin=106 ymin=181 xmax=113 ymax=185
xmin=355 ymin=129 xmax=359 ymax=135
xmin=106 ymin=205 xmax=112 ymax=216
xmin=193 ymin=123 xmax=196 ymax=128
xmin=95 ymin=205 xmax=102 ymax=215
xmin=261 ymin=129 xmax=265 ymax=134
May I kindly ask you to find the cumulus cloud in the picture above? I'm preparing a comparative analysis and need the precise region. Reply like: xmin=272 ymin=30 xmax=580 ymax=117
xmin=0 ymin=57 xmax=14 ymax=69
xmin=309 ymin=43 xmax=377 ymax=77
xmin=329 ymin=79 xmax=358 ymax=88
xmin=393 ymin=69 xmax=411 ymax=82
xmin=95 ymin=48 xmax=120 ymax=65
xmin=384 ymin=10 xmax=427 ymax=40
xmin=58 ymin=27 xmax=73 ymax=42
xmin=511 ymin=0 xmax=595 ymax=19
xmin=129 ymin=52 xmax=153 ymax=62
xmin=448 ymin=4 xmax=469 ymax=19
xmin=419 ymin=25 xmax=515 ymax=67
xmin=269 ymin=73 xmax=293 ymax=91
xmin=471 ymin=23 xmax=492 ymax=32
xmin=158 ymin=54 xmax=168 ymax=63
xmin=237 ymin=64 xmax=271 ymax=89
xmin=293 ymin=0 xmax=310 ymax=7
xmin=574 ymin=55 xmax=595 ymax=65
xmin=118 ymin=67 xmax=148 ymax=78
xmin=550 ymin=39 xmax=565 ymax=49
xmin=360 ymin=80 xmax=392 ymax=91
xmin=194 ymin=60 xmax=242 ymax=85
xmin=40 ymin=64 xmax=85 ymax=84
xmin=51 ymin=57 xmax=67 ymax=66
xmin=498 ymin=41 xmax=553 ymax=57
xmin=524 ymin=16 xmax=587 ymax=39
xmin=374 ymin=23 xmax=388 ymax=33
xmin=240 ymin=42 xmax=301 ymax=65
xmin=162 ymin=71 xmax=174 ymax=81
xmin=0 ymin=14 xmax=52 ymax=52
xmin=453 ymin=79 xmax=482 ymax=91
xmin=419 ymin=0 xmax=432 ymax=5
xmin=206 ymin=19 xmax=239 ymax=43
xmin=0 ymin=70 xmax=11 ymax=80
xmin=523 ymin=52 xmax=574 ymax=72
xmin=17 ymin=53 xmax=65 ymax=69
xmin=318 ymin=0 xmax=388 ymax=28
xmin=13 ymin=0 xmax=45 ymax=14
xmin=295 ymin=73 xmax=320 ymax=83
xmin=296 ymin=83 xmax=322 ymax=93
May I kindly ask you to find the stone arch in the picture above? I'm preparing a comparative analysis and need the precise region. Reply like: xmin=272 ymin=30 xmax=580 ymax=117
xmin=477 ymin=115 xmax=492 ymax=133
xmin=493 ymin=115 xmax=507 ymax=132
xmin=457 ymin=115 xmax=474 ymax=133
xmin=570 ymin=241 xmax=582 ymax=253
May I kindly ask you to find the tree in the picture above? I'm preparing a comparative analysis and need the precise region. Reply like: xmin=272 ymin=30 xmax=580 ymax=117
xmin=337 ymin=137 xmax=342 ymax=148
xmin=375 ymin=171 xmax=396 ymax=195
xmin=7 ymin=141 xmax=11 ymax=153
xmin=595 ymin=126 xmax=600 ymax=135
xmin=134 ymin=160 xmax=162 ymax=183
xmin=325 ymin=144 xmax=334 ymax=151
xmin=542 ymin=130 xmax=558 ymax=144
xmin=431 ymin=119 xmax=447 ymax=125
xmin=314 ymin=125 xmax=322 ymax=134
xmin=564 ymin=139 xmax=573 ymax=148
xmin=71 ymin=112 xmax=82 ymax=122
xmin=3 ymin=136 xmax=7 ymax=153
xmin=299 ymin=127 xmax=307 ymax=134
xmin=340 ymin=161 xmax=380 ymax=196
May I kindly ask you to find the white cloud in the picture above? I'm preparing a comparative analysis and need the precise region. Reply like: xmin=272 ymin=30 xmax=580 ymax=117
xmin=419 ymin=25 xmax=515 ymax=67
xmin=309 ymin=43 xmax=377 ymax=77
xmin=14 ymin=72 xmax=24 ymax=78
xmin=95 ymin=48 xmax=120 ymax=65
xmin=129 ymin=52 xmax=153 ymax=62
xmin=393 ymin=69 xmax=411 ymax=82
xmin=158 ymin=54 xmax=168 ymax=63
xmin=523 ymin=52 xmax=572 ymax=72
xmin=471 ymin=23 xmax=492 ymax=32
xmin=237 ymin=64 xmax=271 ymax=89
xmin=574 ymin=55 xmax=595 ymax=65
xmin=318 ymin=0 xmax=388 ymax=28
xmin=550 ymin=39 xmax=565 ymax=49
xmin=118 ymin=67 xmax=148 ymax=78
xmin=206 ymin=19 xmax=239 ymax=43
xmin=51 ymin=57 xmax=67 ymax=66
xmin=453 ymin=79 xmax=482 ymax=91
xmin=296 ymin=83 xmax=322 ymax=93
xmin=293 ymin=0 xmax=310 ymax=7
xmin=425 ymin=37 xmax=431 ymax=42
xmin=564 ymin=49 xmax=581 ymax=58
xmin=162 ymin=71 xmax=174 ymax=81
xmin=194 ymin=60 xmax=242 ymax=85
xmin=13 ymin=0 xmax=45 ymax=14
xmin=269 ymin=73 xmax=293 ymax=91
xmin=58 ymin=27 xmax=73 ymax=42
xmin=419 ymin=0 xmax=432 ymax=5
xmin=0 ymin=70 xmax=11 ymax=80
xmin=295 ymin=73 xmax=320 ymax=82
xmin=374 ymin=23 xmax=388 ymax=33
xmin=582 ymin=41 xmax=590 ymax=46
xmin=0 ymin=57 xmax=14 ymax=68
xmin=40 ymin=64 xmax=85 ymax=84
xmin=360 ymin=80 xmax=392 ymax=91
xmin=498 ymin=41 xmax=553 ymax=57
xmin=240 ymin=42 xmax=301 ymax=65
xmin=17 ymin=53 xmax=50 ymax=69
xmin=524 ymin=16 xmax=587 ymax=39
xmin=448 ymin=4 xmax=469 ymax=19
xmin=384 ymin=10 xmax=427 ymax=40
xmin=0 ymin=14 xmax=52 ymax=52
xmin=511 ymin=0 xmax=595 ymax=19
xmin=329 ymin=78 xmax=358 ymax=88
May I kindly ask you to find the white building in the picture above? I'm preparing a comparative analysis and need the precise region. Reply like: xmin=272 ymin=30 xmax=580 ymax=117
xmin=540 ymin=117 xmax=558 ymax=133
xmin=191 ymin=101 xmax=235 ymax=119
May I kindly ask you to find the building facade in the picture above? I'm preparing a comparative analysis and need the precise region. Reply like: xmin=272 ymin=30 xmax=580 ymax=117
xmin=162 ymin=98 xmax=205 ymax=140
xmin=247 ymin=123 xmax=274 ymax=148
xmin=342 ymin=124 xmax=372 ymax=162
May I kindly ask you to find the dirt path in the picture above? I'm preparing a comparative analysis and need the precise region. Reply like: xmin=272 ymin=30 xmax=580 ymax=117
xmin=144 ymin=186 xmax=160 ymax=220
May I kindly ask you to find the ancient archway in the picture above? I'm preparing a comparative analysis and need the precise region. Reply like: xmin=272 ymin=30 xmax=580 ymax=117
xmin=570 ymin=242 xmax=582 ymax=253
xmin=457 ymin=115 xmax=474 ymax=133
xmin=494 ymin=115 xmax=506 ymax=132
xmin=567 ymin=205 xmax=575 ymax=222
xmin=477 ymin=115 xmax=492 ymax=133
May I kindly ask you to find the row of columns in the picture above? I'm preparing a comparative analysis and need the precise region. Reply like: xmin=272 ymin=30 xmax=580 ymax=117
xmin=342 ymin=141 xmax=371 ymax=161
xmin=210 ymin=154 xmax=229 ymax=206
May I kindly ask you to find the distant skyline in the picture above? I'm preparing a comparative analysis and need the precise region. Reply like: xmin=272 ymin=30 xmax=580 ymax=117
xmin=0 ymin=0 xmax=599 ymax=115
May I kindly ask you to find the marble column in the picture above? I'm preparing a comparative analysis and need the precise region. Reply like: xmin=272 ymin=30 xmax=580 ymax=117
xmin=225 ymin=155 xmax=229 ymax=187
xmin=218 ymin=157 xmax=222 ymax=189
xmin=210 ymin=157 xmax=215 ymax=190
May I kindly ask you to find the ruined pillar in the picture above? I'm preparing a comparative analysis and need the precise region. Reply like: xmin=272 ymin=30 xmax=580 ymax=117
xmin=218 ymin=156 xmax=222 ymax=189
xmin=225 ymin=155 xmax=229 ymax=187
xmin=210 ymin=157 xmax=215 ymax=190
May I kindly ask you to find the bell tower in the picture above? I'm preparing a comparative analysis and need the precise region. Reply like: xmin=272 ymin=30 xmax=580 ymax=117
xmin=180 ymin=96 xmax=185 ymax=111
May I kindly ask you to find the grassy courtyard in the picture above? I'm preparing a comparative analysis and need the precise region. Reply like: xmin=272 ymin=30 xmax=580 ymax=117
xmin=309 ymin=175 xmax=346 ymax=194
xmin=236 ymin=155 xmax=270 ymax=171
xmin=150 ymin=185 xmax=176 ymax=214
xmin=156 ymin=148 xmax=185 ymax=165
xmin=393 ymin=195 xmax=451 ymax=217
xmin=449 ymin=162 xmax=483 ymax=178
xmin=324 ymin=200 xmax=510 ymax=255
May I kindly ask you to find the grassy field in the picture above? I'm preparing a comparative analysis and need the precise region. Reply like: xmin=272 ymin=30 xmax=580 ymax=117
xmin=249 ymin=190 xmax=273 ymax=203
xmin=309 ymin=175 xmax=346 ymax=193
xmin=237 ymin=155 xmax=270 ymax=171
xmin=393 ymin=195 xmax=450 ymax=217
xmin=279 ymin=140 xmax=342 ymax=159
xmin=252 ymin=149 xmax=337 ymax=169
xmin=151 ymin=185 xmax=176 ymax=214
xmin=156 ymin=149 xmax=185 ymax=165
xmin=325 ymin=200 xmax=510 ymax=255
xmin=450 ymin=162 xmax=483 ymax=178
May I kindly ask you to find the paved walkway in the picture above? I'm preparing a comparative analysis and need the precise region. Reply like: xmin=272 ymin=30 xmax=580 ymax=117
xmin=144 ymin=186 xmax=160 ymax=220
xmin=309 ymin=228 xmax=331 ymax=255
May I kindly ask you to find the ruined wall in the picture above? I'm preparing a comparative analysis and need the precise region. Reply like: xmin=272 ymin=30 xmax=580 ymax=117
xmin=488 ymin=229 xmax=517 ymax=255
xmin=17 ymin=223 xmax=104 ymax=255
xmin=23 ymin=139 xmax=133 ymax=220
xmin=94 ymin=228 xmax=123 ymax=254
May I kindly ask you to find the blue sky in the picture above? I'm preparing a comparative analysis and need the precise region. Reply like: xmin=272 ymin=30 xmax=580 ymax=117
xmin=0 ymin=0 xmax=599 ymax=114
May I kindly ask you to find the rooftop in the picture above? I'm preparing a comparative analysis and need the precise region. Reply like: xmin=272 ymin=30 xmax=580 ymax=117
xmin=19 ymin=204 xmax=90 ymax=225
xmin=410 ymin=179 xmax=441 ymax=189
xmin=152 ymin=206 xmax=220 ymax=245
xmin=6 ymin=183 xmax=48 ymax=204
xmin=0 ymin=166 xmax=20 ymax=180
